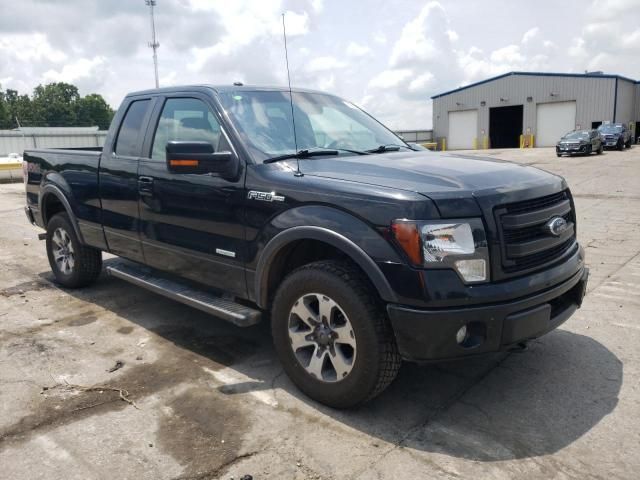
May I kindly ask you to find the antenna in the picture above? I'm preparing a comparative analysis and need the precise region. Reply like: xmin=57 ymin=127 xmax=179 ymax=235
xmin=282 ymin=13 xmax=302 ymax=176
xmin=146 ymin=0 xmax=160 ymax=88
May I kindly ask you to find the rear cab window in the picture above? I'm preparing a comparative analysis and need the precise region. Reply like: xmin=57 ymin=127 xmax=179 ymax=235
xmin=115 ymin=99 xmax=151 ymax=157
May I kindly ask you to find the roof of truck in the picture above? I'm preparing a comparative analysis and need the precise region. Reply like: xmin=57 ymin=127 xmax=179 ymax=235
xmin=126 ymin=84 xmax=330 ymax=97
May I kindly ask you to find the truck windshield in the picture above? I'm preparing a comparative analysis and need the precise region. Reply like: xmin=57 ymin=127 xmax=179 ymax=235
xmin=598 ymin=125 xmax=622 ymax=133
xmin=218 ymin=90 xmax=408 ymax=163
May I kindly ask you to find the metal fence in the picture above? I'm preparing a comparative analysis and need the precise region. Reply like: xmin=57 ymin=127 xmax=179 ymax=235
xmin=0 ymin=128 xmax=108 ymax=156
xmin=394 ymin=129 xmax=433 ymax=143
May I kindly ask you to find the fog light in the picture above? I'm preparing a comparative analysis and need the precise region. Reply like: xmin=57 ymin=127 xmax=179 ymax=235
xmin=456 ymin=325 xmax=468 ymax=345
xmin=455 ymin=259 xmax=487 ymax=282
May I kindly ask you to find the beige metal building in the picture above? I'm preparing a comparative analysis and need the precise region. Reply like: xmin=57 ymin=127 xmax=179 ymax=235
xmin=431 ymin=72 xmax=640 ymax=149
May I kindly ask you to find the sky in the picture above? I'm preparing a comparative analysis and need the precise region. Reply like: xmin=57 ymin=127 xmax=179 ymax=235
xmin=1 ymin=0 xmax=639 ymax=129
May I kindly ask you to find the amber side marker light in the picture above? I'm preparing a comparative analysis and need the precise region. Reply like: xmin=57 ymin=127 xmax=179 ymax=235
xmin=170 ymin=159 xmax=199 ymax=167
xmin=391 ymin=221 xmax=422 ymax=265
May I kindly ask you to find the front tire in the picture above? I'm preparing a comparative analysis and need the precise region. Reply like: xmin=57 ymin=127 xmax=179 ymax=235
xmin=617 ymin=139 xmax=624 ymax=151
xmin=46 ymin=213 xmax=102 ymax=288
xmin=271 ymin=260 xmax=401 ymax=408
xmin=597 ymin=144 xmax=603 ymax=154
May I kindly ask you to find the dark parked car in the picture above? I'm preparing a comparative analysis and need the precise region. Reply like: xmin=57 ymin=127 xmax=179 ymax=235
xmin=556 ymin=129 xmax=603 ymax=157
xmin=597 ymin=123 xmax=632 ymax=150
xmin=23 ymin=85 xmax=588 ymax=408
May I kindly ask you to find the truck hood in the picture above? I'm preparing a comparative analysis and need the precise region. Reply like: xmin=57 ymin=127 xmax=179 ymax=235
xmin=298 ymin=151 xmax=566 ymax=217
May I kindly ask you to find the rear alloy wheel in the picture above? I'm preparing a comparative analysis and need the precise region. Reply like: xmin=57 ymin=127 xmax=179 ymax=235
xmin=51 ymin=227 xmax=75 ymax=275
xmin=271 ymin=260 xmax=401 ymax=408
xmin=46 ymin=213 xmax=102 ymax=288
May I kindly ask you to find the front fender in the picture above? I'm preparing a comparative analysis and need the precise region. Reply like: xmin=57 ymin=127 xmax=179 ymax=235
xmin=253 ymin=205 xmax=403 ymax=308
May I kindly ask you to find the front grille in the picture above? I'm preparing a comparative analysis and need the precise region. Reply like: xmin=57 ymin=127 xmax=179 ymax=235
xmin=502 ymin=191 xmax=568 ymax=214
xmin=495 ymin=191 xmax=577 ymax=276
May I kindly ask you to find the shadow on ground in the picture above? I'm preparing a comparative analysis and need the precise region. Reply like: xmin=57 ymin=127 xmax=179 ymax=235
xmin=46 ymin=265 xmax=622 ymax=463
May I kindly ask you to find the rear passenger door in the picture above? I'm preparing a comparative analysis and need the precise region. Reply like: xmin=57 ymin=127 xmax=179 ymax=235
xmin=99 ymin=97 xmax=154 ymax=262
xmin=137 ymin=95 xmax=248 ymax=297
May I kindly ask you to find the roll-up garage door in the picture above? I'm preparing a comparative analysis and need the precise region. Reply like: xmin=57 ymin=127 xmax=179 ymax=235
xmin=536 ymin=101 xmax=577 ymax=147
xmin=448 ymin=110 xmax=478 ymax=150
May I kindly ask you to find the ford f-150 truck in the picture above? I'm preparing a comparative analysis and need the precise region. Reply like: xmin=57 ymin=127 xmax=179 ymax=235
xmin=24 ymin=85 xmax=588 ymax=408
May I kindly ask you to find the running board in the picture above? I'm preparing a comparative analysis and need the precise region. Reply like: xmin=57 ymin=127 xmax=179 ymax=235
xmin=105 ymin=260 xmax=261 ymax=327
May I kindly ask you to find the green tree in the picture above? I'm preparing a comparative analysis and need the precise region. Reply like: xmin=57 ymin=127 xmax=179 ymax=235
xmin=4 ymin=89 xmax=37 ymax=128
xmin=76 ymin=93 xmax=114 ymax=129
xmin=0 ymin=87 xmax=10 ymax=129
xmin=0 ymin=82 xmax=115 ymax=130
xmin=31 ymin=82 xmax=80 ymax=127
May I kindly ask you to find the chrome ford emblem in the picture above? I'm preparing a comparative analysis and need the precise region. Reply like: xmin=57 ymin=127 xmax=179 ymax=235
xmin=546 ymin=216 xmax=568 ymax=236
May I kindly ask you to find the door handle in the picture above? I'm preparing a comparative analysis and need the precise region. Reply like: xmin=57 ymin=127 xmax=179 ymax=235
xmin=138 ymin=176 xmax=154 ymax=196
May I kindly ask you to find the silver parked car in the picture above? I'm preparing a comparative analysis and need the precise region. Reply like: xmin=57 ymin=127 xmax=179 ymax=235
xmin=556 ymin=129 xmax=603 ymax=157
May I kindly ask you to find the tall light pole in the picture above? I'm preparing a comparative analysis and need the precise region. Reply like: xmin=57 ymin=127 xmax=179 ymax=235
xmin=145 ymin=0 xmax=160 ymax=88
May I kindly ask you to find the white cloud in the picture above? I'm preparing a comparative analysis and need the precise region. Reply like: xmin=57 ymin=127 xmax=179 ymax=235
xmin=1 ymin=0 xmax=639 ymax=131
xmin=43 ymin=57 xmax=106 ymax=84
xmin=389 ymin=2 xmax=447 ymax=67
xmin=306 ymin=56 xmax=347 ymax=72
xmin=522 ymin=27 xmax=539 ymax=44
xmin=346 ymin=42 xmax=371 ymax=57
xmin=446 ymin=30 xmax=459 ymax=42
xmin=408 ymin=72 xmax=435 ymax=93
xmin=373 ymin=32 xmax=387 ymax=45
xmin=0 ymin=33 xmax=67 ymax=63
xmin=368 ymin=69 xmax=413 ymax=89
xmin=490 ymin=45 xmax=524 ymax=64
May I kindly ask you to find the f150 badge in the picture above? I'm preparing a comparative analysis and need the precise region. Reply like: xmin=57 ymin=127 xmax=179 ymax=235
xmin=247 ymin=191 xmax=285 ymax=202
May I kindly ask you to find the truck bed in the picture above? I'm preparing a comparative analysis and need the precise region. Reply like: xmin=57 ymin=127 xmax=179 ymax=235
xmin=23 ymin=147 xmax=103 ymax=233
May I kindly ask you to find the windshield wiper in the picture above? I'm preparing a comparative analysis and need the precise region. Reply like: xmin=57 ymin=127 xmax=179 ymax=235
xmin=263 ymin=147 xmax=371 ymax=163
xmin=365 ymin=144 xmax=411 ymax=153
xmin=263 ymin=148 xmax=339 ymax=164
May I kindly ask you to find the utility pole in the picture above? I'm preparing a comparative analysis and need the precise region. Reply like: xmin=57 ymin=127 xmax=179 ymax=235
xmin=145 ymin=0 xmax=160 ymax=88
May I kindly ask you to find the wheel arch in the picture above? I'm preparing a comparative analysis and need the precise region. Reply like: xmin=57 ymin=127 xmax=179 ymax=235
xmin=39 ymin=184 xmax=84 ymax=243
xmin=255 ymin=225 xmax=399 ymax=309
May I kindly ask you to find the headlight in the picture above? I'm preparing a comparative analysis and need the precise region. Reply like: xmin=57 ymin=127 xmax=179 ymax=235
xmin=391 ymin=218 xmax=489 ymax=283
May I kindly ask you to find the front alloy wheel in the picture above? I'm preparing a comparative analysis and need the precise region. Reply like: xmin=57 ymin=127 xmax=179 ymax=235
xmin=271 ymin=260 xmax=401 ymax=408
xmin=288 ymin=293 xmax=356 ymax=382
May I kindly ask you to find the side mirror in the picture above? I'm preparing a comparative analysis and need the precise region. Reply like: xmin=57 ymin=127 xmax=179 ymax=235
xmin=166 ymin=141 xmax=238 ymax=178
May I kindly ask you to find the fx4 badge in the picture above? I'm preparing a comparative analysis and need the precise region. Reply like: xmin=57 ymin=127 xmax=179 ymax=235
xmin=247 ymin=191 xmax=285 ymax=202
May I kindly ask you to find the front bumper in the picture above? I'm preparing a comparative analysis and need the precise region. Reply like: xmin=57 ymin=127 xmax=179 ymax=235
xmin=388 ymin=266 xmax=588 ymax=361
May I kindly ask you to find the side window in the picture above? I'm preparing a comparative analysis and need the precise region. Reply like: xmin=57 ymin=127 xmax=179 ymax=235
xmin=115 ymin=99 xmax=151 ymax=157
xmin=151 ymin=98 xmax=222 ymax=161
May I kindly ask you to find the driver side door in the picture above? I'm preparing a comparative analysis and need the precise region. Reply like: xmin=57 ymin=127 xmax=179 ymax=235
xmin=137 ymin=95 xmax=248 ymax=297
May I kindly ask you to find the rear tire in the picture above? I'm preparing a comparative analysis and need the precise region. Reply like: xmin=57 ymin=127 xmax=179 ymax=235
xmin=46 ymin=213 xmax=102 ymax=288
xmin=271 ymin=260 xmax=401 ymax=408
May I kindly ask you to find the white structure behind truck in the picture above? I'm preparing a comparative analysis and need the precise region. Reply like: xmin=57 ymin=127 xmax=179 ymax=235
xmin=0 ymin=127 xmax=107 ymax=156
xmin=431 ymin=72 xmax=640 ymax=149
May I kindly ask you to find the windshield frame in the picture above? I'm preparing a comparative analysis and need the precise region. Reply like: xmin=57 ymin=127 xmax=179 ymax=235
xmin=215 ymin=88 xmax=410 ymax=164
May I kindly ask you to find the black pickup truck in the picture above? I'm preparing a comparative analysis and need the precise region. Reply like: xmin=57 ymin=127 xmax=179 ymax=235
xmin=24 ymin=85 xmax=588 ymax=408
